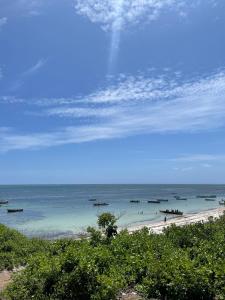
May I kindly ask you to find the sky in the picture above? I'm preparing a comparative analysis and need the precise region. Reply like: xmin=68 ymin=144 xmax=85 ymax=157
xmin=0 ymin=0 xmax=225 ymax=184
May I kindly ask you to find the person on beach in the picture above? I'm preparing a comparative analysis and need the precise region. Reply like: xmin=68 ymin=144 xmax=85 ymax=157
xmin=164 ymin=216 xmax=167 ymax=222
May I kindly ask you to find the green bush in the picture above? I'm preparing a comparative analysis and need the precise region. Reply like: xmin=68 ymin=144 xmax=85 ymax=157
xmin=2 ymin=213 xmax=225 ymax=299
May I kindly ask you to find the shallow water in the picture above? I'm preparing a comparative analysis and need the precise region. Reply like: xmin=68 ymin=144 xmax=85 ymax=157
xmin=0 ymin=184 xmax=224 ymax=238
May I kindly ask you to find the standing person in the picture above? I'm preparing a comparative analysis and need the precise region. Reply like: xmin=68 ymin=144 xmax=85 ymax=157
xmin=164 ymin=216 xmax=167 ymax=222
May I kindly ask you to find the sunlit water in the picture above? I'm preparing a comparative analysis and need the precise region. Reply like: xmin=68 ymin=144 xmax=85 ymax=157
xmin=0 ymin=184 xmax=224 ymax=238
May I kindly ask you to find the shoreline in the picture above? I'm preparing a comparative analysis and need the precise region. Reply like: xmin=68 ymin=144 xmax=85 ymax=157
xmin=125 ymin=206 xmax=225 ymax=234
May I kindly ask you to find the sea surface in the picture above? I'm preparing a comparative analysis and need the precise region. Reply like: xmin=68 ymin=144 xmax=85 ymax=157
xmin=0 ymin=184 xmax=224 ymax=238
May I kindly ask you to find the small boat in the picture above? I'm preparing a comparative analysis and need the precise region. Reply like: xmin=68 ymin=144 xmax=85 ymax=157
xmin=0 ymin=200 xmax=9 ymax=205
xmin=205 ymin=198 xmax=216 ymax=201
xmin=160 ymin=209 xmax=183 ymax=216
xmin=156 ymin=199 xmax=169 ymax=202
xmin=148 ymin=200 xmax=160 ymax=204
xmin=88 ymin=198 xmax=97 ymax=201
xmin=176 ymin=198 xmax=187 ymax=201
xmin=197 ymin=195 xmax=217 ymax=198
xmin=7 ymin=209 xmax=23 ymax=213
xmin=93 ymin=202 xmax=109 ymax=207
xmin=219 ymin=200 xmax=225 ymax=205
xmin=130 ymin=200 xmax=140 ymax=203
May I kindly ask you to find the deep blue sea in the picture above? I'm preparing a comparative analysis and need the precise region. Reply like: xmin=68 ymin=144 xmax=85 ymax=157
xmin=0 ymin=184 xmax=224 ymax=238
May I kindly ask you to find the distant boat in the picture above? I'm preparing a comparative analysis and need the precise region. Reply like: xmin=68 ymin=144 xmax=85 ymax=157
xmin=88 ymin=198 xmax=97 ymax=201
xmin=0 ymin=200 xmax=8 ymax=205
xmin=7 ymin=209 xmax=23 ymax=213
xmin=130 ymin=200 xmax=140 ymax=203
xmin=156 ymin=199 xmax=169 ymax=202
xmin=148 ymin=200 xmax=160 ymax=204
xmin=205 ymin=198 xmax=216 ymax=201
xmin=197 ymin=195 xmax=217 ymax=198
xmin=93 ymin=202 xmax=109 ymax=207
xmin=160 ymin=209 xmax=183 ymax=216
xmin=176 ymin=198 xmax=187 ymax=201
xmin=219 ymin=200 xmax=225 ymax=205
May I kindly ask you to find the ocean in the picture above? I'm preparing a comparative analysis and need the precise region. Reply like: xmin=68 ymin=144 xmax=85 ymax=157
xmin=0 ymin=184 xmax=224 ymax=238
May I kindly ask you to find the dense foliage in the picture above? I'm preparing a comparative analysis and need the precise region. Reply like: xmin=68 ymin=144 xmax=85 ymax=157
xmin=1 ymin=213 xmax=225 ymax=299
xmin=0 ymin=224 xmax=49 ymax=271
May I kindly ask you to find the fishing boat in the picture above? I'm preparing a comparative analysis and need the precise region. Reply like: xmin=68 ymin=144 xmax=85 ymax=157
xmin=7 ymin=209 xmax=23 ymax=213
xmin=130 ymin=200 xmax=140 ymax=203
xmin=197 ymin=195 xmax=217 ymax=198
xmin=156 ymin=199 xmax=169 ymax=202
xmin=205 ymin=198 xmax=216 ymax=201
xmin=0 ymin=200 xmax=8 ymax=205
xmin=88 ymin=198 xmax=97 ymax=201
xmin=176 ymin=198 xmax=187 ymax=201
xmin=93 ymin=202 xmax=109 ymax=207
xmin=160 ymin=209 xmax=183 ymax=216
xmin=148 ymin=200 xmax=160 ymax=204
xmin=219 ymin=200 xmax=225 ymax=205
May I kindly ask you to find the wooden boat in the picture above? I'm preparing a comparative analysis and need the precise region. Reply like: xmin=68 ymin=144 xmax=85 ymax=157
xmin=0 ymin=200 xmax=8 ymax=205
xmin=156 ymin=199 xmax=169 ymax=202
xmin=205 ymin=198 xmax=216 ymax=201
xmin=130 ymin=200 xmax=140 ymax=203
xmin=148 ymin=200 xmax=160 ymax=204
xmin=93 ymin=202 xmax=109 ymax=207
xmin=88 ymin=198 xmax=97 ymax=201
xmin=219 ymin=201 xmax=225 ymax=205
xmin=176 ymin=198 xmax=187 ymax=201
xmin=197 ymin=195 xmax=217 ymax=198
xmin=7 ymin=209 xmax=23 ymax=213
xmin=160 ymin=209 xmax=183 ymax=216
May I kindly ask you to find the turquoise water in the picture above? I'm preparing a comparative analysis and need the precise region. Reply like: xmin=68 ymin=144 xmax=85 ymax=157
xmin=0 ymin=184 xmax=224 ymax=238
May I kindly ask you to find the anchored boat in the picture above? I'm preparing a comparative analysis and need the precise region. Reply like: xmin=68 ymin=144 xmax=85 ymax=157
xmin=205 ymin=198 xmax=216 ymax=201
xmin=93 ymin=202 xmax=109 ymax=207
xmin=148 ymin=200 xmax=160 ymax=204
xmin=156 ymin=199 xmax=169 ymax=202
xmin=130 ymin=200 xmax=140 ymax=203
xmin=88 ymin=198 xmax=97 ymax=201
xmin=0 ymin=200 xmax=9 ymax=205
xmin=7 ymin=209 xmax=23 ymax=213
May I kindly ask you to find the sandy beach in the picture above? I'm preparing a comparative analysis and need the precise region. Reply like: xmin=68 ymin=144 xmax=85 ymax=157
xmin=126 ymin=207 xmax=225 ymax=234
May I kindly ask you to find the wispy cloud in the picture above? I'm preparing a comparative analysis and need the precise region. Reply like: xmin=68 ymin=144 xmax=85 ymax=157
xmin=1 ymin=69 xmax=225 ymax=152
xmin=10 ymin=59 xmax=46 ymax=91
xmin=0 ymin=17 xmax=7 ymax=30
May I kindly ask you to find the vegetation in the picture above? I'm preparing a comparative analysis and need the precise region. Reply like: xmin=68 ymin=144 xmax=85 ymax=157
xmin=1 ymin=213 xmax=225 ymax=299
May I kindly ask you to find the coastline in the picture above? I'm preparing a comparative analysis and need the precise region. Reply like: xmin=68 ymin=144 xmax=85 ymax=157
xmin=125 ymin=206 xmax=225 ymax=234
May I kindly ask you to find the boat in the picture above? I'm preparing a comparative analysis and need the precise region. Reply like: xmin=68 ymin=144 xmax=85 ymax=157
xmin=160 ymin=209 xmax=183 ymax=216
xmin=176 ymin=198 xmax=187 ymax=201
xmin=0 ymin=200 xmax=8 ymax=205
xmin=130 ymin=200 xmax=140 ymax=203
xmin=205 ymin=198 xmax=216 ymax=201
xmin=219 ymin=200 xmax=225 ymax=205
xmin=197 ymin=195 xmax=217 ymax=198
xmin=93 ymin=202 xmax=109 ymax=207
xmin=148 ymin=200 xmax=160 ymax=204
xmin=156 ymin=199 xmax=169 ymax=202
xmin=7 ymin=209 xmax=23 ymax=213
xmin=88 ymin=198 xmax=97 ymax=201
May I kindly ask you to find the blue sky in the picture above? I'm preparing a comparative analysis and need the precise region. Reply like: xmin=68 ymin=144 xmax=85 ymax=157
xmin=0 ymin=0 xmax=225 ymax=184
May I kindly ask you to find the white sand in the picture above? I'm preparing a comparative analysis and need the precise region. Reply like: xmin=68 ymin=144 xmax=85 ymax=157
xmin=126 ymin=207 xmax=225 ymax=234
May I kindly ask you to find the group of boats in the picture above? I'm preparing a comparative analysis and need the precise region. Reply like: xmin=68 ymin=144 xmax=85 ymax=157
xmin=0 ymin=200 xmax=24 ymax=213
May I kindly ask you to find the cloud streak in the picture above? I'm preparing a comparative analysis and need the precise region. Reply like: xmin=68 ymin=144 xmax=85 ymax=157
xmin=1 ymin=69 xmax=225 ymax=152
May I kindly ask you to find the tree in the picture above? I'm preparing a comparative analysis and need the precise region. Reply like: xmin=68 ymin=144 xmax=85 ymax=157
xmin=98 ymin=213 xmax=118 ymax=238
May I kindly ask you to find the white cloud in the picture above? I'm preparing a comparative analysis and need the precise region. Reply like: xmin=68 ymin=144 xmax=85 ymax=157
xmin=10 ymin=59 xmax=46 ymax=91
xmin=74 ymin=0 xmax=188 ymax=31
xmin=1 ymin=69 xmax=225 ymax=152
xmin=22 ymin=59 xmax=46 ymax=77
xmin=0 ymin=17 xmax=7 ymax=29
